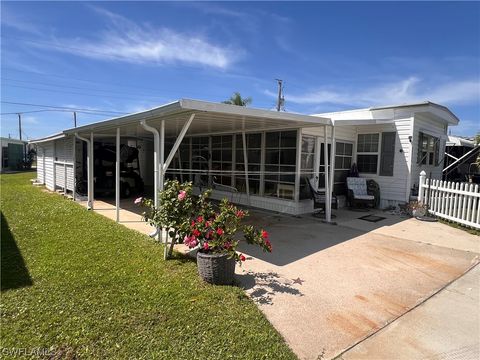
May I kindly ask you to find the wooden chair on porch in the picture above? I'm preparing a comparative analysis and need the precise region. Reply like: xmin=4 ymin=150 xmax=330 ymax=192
xmin=307 ymin=177 xmax=338 ymax=218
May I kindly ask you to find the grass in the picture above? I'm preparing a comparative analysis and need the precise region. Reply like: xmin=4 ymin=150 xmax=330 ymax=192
xmin=438 ymin=218 xmax=480 ymax=236
xmin=0 ymin=172 xmax=296 ymax=359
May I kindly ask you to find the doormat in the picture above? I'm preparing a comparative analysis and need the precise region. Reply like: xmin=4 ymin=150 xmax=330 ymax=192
xmin=358 ymin=215 xmax=386 ymax=223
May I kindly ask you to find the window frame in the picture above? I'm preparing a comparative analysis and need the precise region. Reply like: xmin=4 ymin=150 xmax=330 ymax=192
xmin=418 ymin=132 xmax=440 ymax=166
xmin=356 ymin=132 xmax=380 ymax=175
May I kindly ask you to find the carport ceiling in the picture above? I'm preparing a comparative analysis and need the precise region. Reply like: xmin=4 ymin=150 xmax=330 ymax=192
xmin=64 ymin=99 xmax=331 ymax=138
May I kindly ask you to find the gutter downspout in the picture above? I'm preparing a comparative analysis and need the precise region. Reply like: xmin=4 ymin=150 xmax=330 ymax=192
xmin=141 ymin=120 xmax=160 ymax=239
xmin=75 ymin=133 xmax=93 ymax=210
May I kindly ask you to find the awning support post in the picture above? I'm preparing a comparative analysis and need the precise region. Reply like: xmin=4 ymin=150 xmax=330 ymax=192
xmin=329 ymin=124 xmax=336 ymax=206
xmin=140 ymin=120 xmax=159 ymax=208
xmin=72 ymin=136 xmax=76 ymax=201
xmin=323 ymin=125 xmax=331 ymax=223
xmin=89 ymin=132 xmax=94 ymax=210
xmin=75 ymin=133 xmax=93 ymax=210
xmin=115 ymin=127 xmax=120 ymax=223
xmin=242 ymin=131 xmax=251 ymax=205
xmin=294 ymin=129 xmax=302 ymax=203
xmin=159 ymin=120 xmax=165 ymax=191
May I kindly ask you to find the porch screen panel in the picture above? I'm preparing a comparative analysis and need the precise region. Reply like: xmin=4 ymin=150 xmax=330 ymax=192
xmin=192 ymin=137 xmax=209 ymax=187
xmin=235 ymin=133 xmax=261 ymax=195
xmin=211 ymin=135 xmax=233 ymax=186
xmin=264 ymin=130 xmax=297 ymax=200
xmin=318 ymin=143 xmax=332 ymax=188
xmin=334 ymin=141 xmax=353 ymax=194
xmin=179 ymin=138 xmax=191 ymax=182
xmin=300 ymin=135 xmax=315 ymax=200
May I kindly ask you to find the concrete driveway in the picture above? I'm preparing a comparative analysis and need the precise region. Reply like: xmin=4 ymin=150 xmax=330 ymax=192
xmin=236 ymin=209 xmax=480 ymax=360
xmin=84 ymin=199 xmax=479 ymax=359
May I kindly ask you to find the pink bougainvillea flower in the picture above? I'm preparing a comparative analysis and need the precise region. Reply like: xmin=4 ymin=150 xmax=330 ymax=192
xmin=216 ymin=228 xmax=224 ymax=236
xmin=205 ymin=230 xmax=213 ymax=239
xmin=224 ymin=241 xmax=232 ymax=250
xmin=265 ymin=239 xmax=272 ymax=251
xmin=183 ymin=235 xmax=198 ymax=248
xmin=192 ymin=229 xmax=201 ymax=237
xmin=178 ymin=190 xmax=186 ymax=201
xmin=205 ymin=221 xmax=211 ymax=228
xmin=191 ymin=220 xmax=196 ymax=227
xmin=134 ymin=197 xmax=143 ymax=205
xmin=236 ymin=210 xmax=245 ymax=218
xmin=239 ymin=254 xmax=246 ymax=262
xmin=203 ymin=242 xmax=210 ymax=251
xmin=196 ymin=216 xmax=204 ymax=223
xmin=261 ymin=230 xmax=269 ymax=239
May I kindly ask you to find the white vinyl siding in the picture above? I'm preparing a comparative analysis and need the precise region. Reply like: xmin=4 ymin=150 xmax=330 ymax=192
xmin=37 ymin=146 xmax=45 ymax=184
xmin=352 ymin=119 xmax=413 ymax=206
xmin=43 ymin=142 xmax=55 ymax=191
xmin=38 ymin=137 xmax=75 ymax=192
xmin=411 ymin=114 xmax=447 ymax=189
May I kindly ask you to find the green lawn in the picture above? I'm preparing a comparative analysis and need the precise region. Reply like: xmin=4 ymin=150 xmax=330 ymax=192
xmin=0 ymin=173 xmax=296 ymax=359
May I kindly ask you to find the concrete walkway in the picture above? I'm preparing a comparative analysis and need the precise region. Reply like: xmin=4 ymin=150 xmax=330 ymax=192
xmin=80 ymin=199 xmax=480 ymax=360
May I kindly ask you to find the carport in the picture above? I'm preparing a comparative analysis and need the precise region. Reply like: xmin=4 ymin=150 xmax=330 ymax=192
xmin=64 ymin=99 xmax=333 ymax=223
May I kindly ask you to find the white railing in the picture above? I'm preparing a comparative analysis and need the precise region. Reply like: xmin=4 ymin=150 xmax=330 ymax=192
xmin=418 ymin=171 xmax=480 ymax=229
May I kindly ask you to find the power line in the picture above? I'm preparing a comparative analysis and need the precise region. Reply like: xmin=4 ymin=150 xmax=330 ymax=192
xmin=1 ymin=77 xmax=169 ymax=99
xmin=3 ymin=83 xmax=170 ymax=102
xmin=0 ymin=101 xmax=126 ymax=115
xmin=0 ymin=109 xmax=121 ymax=117
xmin=0 ymin=68 xmax=275 ymax=106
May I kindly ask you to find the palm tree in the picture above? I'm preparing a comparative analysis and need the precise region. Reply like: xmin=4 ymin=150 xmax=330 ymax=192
xmin=222 ymin=92 xmax=252 ymax=107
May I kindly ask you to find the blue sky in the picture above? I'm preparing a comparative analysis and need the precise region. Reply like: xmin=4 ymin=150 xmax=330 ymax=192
xmin=1 ymin=1 xmax=479 ymax=139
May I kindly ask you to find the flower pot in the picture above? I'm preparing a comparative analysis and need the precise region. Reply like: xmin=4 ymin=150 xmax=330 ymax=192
xmin=197 ymin=251 xmax=235 ymax=285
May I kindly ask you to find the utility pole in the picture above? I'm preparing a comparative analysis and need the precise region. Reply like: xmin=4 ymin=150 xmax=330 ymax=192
xmin=18 ymin=113 xmax=22 ymax=140
xmin=73 ymin=111 xmax=77 ymax=127
xmin=275 ymin=79 xmax=284 ymax=112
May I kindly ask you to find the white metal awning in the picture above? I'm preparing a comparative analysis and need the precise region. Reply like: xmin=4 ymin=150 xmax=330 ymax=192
xmin=60 ymin=99 xmax=332 ymax=138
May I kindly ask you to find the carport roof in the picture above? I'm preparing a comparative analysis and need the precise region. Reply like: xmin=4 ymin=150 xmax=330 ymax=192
xmin=57 ymin=99 xmax=331 ymax=138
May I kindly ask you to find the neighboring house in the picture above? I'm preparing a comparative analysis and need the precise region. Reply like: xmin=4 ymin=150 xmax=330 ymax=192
xmin=444 ymin=135 xmax=479 ymax=182
xmin=0 ymin=137 xmax=27 ymax=172
xmin=30 ymin=99 xmax=459 ymax=216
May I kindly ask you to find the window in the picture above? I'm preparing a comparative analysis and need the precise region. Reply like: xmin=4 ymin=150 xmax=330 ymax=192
xmin=264 ymin=130 xmax=297 ymax=200
xmin=357 ymin=133 xmax=379 ymax=173
xmin=334 ymin=141 xmax=353 ymax=194
xmin=417 ymin=132 xmax=439 ymax=166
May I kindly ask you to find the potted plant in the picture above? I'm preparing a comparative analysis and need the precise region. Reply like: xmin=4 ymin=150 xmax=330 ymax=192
xmin=186 ymin=198 xmax=272 ymax=285
xmin=136 ymin=180 xmax=272 ymax=285
xmin=406 ymin=200 xmax=427 ymax=217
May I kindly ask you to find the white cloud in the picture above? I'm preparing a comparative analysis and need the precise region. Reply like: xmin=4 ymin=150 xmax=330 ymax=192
xmin=33 ymin=6 xmax=240 ymax=69
xmin=269 ymin=77 xmax=480 ymax=107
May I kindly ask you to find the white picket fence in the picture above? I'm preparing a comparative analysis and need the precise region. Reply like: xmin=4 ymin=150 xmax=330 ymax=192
xmin=418 ymin=171 xmax=480 ymax=229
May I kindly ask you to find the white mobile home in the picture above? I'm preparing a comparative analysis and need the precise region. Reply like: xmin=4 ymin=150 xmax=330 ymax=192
xmin=30 ymin=99 xmax=459 ymax=219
